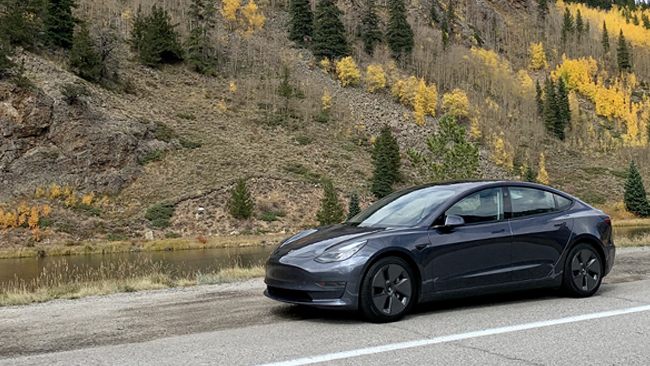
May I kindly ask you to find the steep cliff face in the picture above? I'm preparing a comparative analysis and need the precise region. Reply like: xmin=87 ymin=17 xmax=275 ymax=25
xmin=0 ymin=55 xmax=166 ymax=201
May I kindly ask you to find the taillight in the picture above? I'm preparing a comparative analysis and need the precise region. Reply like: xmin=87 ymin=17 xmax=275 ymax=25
xmin=603 ymin=216 xmax=611 ymax=225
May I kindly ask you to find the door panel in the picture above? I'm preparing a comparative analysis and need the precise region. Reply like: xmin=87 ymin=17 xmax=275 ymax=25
xmin=426 ymin=222 xmax=513 ymax=292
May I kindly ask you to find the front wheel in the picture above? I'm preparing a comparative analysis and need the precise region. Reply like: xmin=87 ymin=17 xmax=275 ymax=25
xmin=359 ymin=257 xmax=416 ymax=323
xmin=561 ymin=243 xmax=603 ymax=297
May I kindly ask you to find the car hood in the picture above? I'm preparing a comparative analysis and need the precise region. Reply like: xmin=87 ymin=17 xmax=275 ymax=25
xmin=271 ymin=224 xmax=384 ymax=261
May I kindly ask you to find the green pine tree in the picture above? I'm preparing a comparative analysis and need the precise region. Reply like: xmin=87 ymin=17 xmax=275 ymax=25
xmin=446 ymin=0 xmax=455 ymax=33
xmin=561 ymin=8 xmax=574 ymax=45
xmin=130 ymin=5 xmax=184 ymax=67
xmin=69 ymin=24 xmax=102 ymax=82
xmin=617 ymin=29 xmax=632 ymax=72
xmin=0 ymin=38 xmax=15 ymax=79
xmin=347 ymin=191 xmax=361 ymax=220
xmin=45 ymin=0 xmax=78 ymax=49
xmin=555 ymin=77 xmax=569 ymax=140
xmin=186 ymin=0 xmax=218 ymax=75
xmin=537 ymin=0 xmax=548 ymax=21
xmin=386 ymin=0 xmax=414 ymax=59
xmin=575 ymin=9 xmax=584 ymax=38
xmin=406 ymin=115 xmax=480 ymax=182
xmin=535 ymin=79 xmax=544 ymax=116
xmin=624 ymin=161 xmax=650 ymax=217
xmin=361 ymin=0 xmax=382 ymax=55
xmin=229 ymin=179 xmax=255 ymax=219
xmin=543 ymin=77 xmax=558 ymax=135
xmin=632 ymin=13 xmax=639 ymax=26
xmin=602 ymin=21 xmax=610 ymax=52
xmin=524 ymin=166 xmax=537 ymax=183
xmin=288 ymin=0 xmax=313 ymax=46
xmin=313 ymin=0 xmax=349 ymax=60
xmin=277 ymin=66 xmax=293 ymax=114
xmin=0 ymin=0 xmax=45 ymax=50
xmin=371 ymin=126 xmax=401 ymax=199
xmin=317 ymin=178 xmax=345 ymax=226
xmin=430 ymin=1 xmax=439 ymax=25
xmin=642 ymin=13 xmax=650 ymax=30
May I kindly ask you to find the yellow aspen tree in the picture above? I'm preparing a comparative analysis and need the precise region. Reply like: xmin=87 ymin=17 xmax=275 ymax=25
xmin=229 ymin=82 xmax=237 ymax=93
xmin=82 ymin=192 xmax=95 ymax=206
xmin=50 ymin=184 xmax=61 ymax=199
xmin=335 ymin=57 xmax=361 ymax=87
xmin=413 ymin=78 xmax=427 ymax=126
xmin=424 ymin=83 xmax=438 ymax=116
xmin=28 ymin=207 xmax=39 ymax=229
xmin=537 ymin=153 xmax=549 ymax=185
xmin=18 ymin=202 xmax=30 ymax=215
xmin=18 ymin=213 xmax=26 ymax=227
xmin=319 ymin=59 xmax=331 ymax=74
xmin=469 ymin=117 xmax=482 ymax=141
xmin=35 ymin=187 xmax=45 ymax=197
xmin=517 ymin=70 xmax=534 ymax=97
xmin=442 ymin=89 xmax=470 ymax=118
xmin=528 ymin=42 xmax=548 ymax=70
xmin=241 ymin=0 xmax=265 ymax=35
xmin=221 ymin=0 xmax=241 ymax=29
xmin=365 ymin=64 xmax=386 ymax=93
xmin=42 ymin=205 xmax=52 ymax=216
xmin=491 ymin=132 xmax=514 ymax=170
xmin=322 ymin=88 xmax=332 ymax=111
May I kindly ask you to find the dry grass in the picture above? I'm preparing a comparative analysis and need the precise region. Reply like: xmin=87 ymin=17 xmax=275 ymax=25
xmin=0 ymin=257 xmax=266 ymax=306
xmin=615 ymin=233 xmax=650 ymax=247
xmin=0 ymin=234 xmax=284 ymax=260
xmin=611 ymin=218 xmax=650 ymax=228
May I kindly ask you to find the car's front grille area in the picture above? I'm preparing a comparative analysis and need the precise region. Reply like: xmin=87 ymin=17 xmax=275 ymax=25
xmin=267 ymin=286 xmax=313 ymax=302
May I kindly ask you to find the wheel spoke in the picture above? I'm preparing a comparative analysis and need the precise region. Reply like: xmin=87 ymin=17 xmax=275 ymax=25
xmin=386 ymin=295 xmax=393 ymax=314
xmin=571 ymin=256 xmax=582 ymax=272
xmin=586 ymin=258 xmax=600 ymax=273
xmin=387 ymin=265 xmax=403 ymax=283
xmin=372 ymin=292 xmax=388 ymax=311
xmin=390 ymin=294 xmax=407 ymax=314
xmin=585 ymin=273 xmax=598 ymax=291
xmin=394 ymin=278 xmax=412 ymax=297
xmin=373 ymin=270 xmax=387 ymax=289
xmin=573 ymin=273 xmax=584 ymax=289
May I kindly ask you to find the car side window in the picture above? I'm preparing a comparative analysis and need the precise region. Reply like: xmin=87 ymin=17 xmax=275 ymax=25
xmin=508 ymin=187 xmax=557 ymax=218
xmin=555 ymin=194 xmax=573 ymax=211
xmin=445 ymin=188 xmax=504 ymax=224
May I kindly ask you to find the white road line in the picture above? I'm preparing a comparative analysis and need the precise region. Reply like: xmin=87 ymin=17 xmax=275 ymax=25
xmin=256 ymin=304 xmax=650 ymax=366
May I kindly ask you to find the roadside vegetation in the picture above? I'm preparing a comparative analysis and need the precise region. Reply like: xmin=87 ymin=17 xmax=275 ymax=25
xmin=0 ymin=258 xmax=265 ymax=306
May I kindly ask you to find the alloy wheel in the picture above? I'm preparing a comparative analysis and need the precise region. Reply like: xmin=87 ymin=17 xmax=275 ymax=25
xmin=571 ymin=249 xmax=601 ymax=292
xmin=371 ymin=264 xmax=412 ymax=316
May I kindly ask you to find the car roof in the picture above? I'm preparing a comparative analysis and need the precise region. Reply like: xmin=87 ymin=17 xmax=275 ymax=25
xmin=408 ymin=180 xmax=570 ymax=197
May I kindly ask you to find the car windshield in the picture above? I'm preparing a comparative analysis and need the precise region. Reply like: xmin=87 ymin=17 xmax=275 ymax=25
xmin=348 ymin=187 xmax=456 ymax=227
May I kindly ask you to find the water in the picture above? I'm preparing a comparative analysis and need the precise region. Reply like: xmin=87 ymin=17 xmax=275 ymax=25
xmin=0 ymin=245 xmax=275 ymax=287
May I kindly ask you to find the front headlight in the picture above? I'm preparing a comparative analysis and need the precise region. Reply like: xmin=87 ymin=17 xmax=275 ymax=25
xmin=315 ymin=240 xmax=367 ymax=263
xmin=279 ymin=229 xmax=317 ymax=248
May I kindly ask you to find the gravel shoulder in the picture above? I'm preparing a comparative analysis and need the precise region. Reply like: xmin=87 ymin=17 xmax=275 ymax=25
xmin=1 ymin=246 xmax=649 ymax=360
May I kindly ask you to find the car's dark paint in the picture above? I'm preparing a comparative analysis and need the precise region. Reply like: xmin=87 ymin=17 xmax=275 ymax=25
xmin=264 ymin=181 xmax=615 ymax=313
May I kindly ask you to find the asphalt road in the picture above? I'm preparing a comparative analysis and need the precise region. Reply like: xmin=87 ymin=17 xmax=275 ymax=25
xmin=1 ymin=247 xmax=650 ymax=365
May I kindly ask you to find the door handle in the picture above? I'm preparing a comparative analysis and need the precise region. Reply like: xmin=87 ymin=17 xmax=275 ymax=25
xmin=415 ymin=243 xmax=428 ymax=250
xmin=554 ymin=222 xmax=567 ymax=228
xmin=491 ymin=229 xmax=506 ymax=234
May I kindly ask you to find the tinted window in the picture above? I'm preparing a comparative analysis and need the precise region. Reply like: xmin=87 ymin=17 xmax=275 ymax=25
xmin=508 ymin=187 xmax=557 ymax=218
xmin=349 ymin=187 xmax=456 ymax=227
xmin=445 ymin=188 xmax=504 ymax=224
xmin=556 ymin=194 xmax=573 ymax=210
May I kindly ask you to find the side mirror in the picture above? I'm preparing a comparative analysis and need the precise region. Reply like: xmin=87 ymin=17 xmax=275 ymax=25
xmin=445 ymin=215 xmax=465 ymax=227
xmin=433 ymin=215 xmax=465 ymax=231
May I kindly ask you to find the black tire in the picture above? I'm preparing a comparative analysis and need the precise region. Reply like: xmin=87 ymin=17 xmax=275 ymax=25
xmin=561 ymin=243 xmax=603 ymax=298
xmin=359 ymin=256 xmax=416 ymax=323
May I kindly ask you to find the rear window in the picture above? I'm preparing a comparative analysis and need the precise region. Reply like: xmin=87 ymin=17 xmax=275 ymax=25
xmin=556 ymin=195 xmax=573 ymax=210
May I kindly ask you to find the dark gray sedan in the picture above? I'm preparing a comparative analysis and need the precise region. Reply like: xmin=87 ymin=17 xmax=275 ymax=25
xmin=264 ymin=181 xmax=615 ymax=322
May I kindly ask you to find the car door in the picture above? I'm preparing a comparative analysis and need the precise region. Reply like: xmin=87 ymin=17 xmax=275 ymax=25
xmin=506 ymin=187 xmax=574 ymax=282
xmin=425 ymin=187 xmax=513 ymax=292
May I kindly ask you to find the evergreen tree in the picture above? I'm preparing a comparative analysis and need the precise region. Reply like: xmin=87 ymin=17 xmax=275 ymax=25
xmin=130 ymin=5 xmax=184 ymax=67
xmin=69 ymin=24 xmax=102 ymax=82
xmin=642 ymin=13 xmax=650 ymax=30
xmin=386 ymin=0 xmax=414 ymax=59
xmin=624 ymin=161 xmax=650 ymax=217
xmin=371 ymin=126 xmax=401 ymax=199
xmin=575 ymin=9 xmax=584 ymax=38
xmin=538 ymin=0 xmax=549 ymax=21
xmin=347 ymin=191 xmax=361 ymax=220
xmin=561 ymin=8 xmax=574 ymax=44
xmin=0 ymin=0 xmax=45 ymax=50
xmin=430 ymin=1 xmax=439 ymax=25
xmin=602 ymin=21 xmax=610 ymax=52
xmin=288 ymin=0 xmax=313 ymax=46
xmin=535 ymin=79 xmax=544 ymax=116
xmin=45 ymin=0 xmax=78 ymax=49
xmin=0 ymin=38 xmax=15 ymax=79
xmin=361 ymin=0 xmax=382 ymax=55
xmin=313 ymin=0 xmax=349 ymax=60
xmin=317 ymin=179 xmax=345 ymax=225
xmin=446 ymin=0 xmax=455 ymax=33
xmin=555 ymin=77 xmax=570 ymax=140
xmin=228 ymin=179 xmax=254 ymax=219
xmin=277 ymin=66 xmax=293 ymax=114
xmin=524 ymin=166 xmax=536 ymax=183
xmin=543 ymin=77 xmax=558 ymax=135
xmin=617 ymin=29 xmax=632 ymax=72
xmin=406 ymin=115 xmax=480 ymax=182
xmin=186 ymin=0 xmax=218 ymax=75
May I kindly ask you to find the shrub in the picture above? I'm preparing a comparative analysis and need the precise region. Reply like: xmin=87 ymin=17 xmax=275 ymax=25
xmin=335 ymin=57 xmax=360 ymax=87
xmin=107 ymin=233 xmax=129 ymax=242
xmin=145 ymin=202 xmax=175 ymax=228
xmin=196 ymin=235 xmax=207 ymax=244
xmin=0 ymin=39 xmax=15 ymax=79
xmin=138 ymin=151 xmax=165 ymax=165
xmin=442 ymin=89 xmax=470 ymax=119
xmin=365 ymin=64 xmax=386 ymax=93
xmin=165 ymin=231 xmax=182 ymax=239
xmin=228 ymin=179 xmax=254 ymax=219
xmin=61 ymin=83 xmax=90 ymax=105
xmin=259 ymin=210 xmax=286 ymax=222
xmin=74 ymin=203 xmax=100 ymax=217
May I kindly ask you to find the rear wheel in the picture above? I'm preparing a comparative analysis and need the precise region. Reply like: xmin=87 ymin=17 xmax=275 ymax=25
xmin=561 ymin=243 xmax=603 ymax=297
xmin=360 ymin=257 xmax=416 ymax=323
